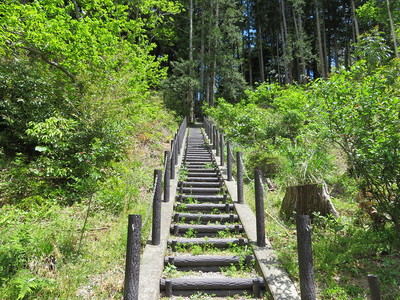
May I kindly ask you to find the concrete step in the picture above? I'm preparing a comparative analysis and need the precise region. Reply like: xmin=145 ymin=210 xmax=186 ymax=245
xmin=168 ymin=237 xmax=248 ymax=249
xmin=179 ymin=187 xmax=222 ymax=194
xmin=186 ymin=172 xmax=219 ymax=177
xmin=170 ymin=224 xmax=243 ymax=236
xmin=175 ymin=203 xmax=234 ymax=213
xmin=160 ymin=277 xmax=264 ymax=297
xmin=176 ymin=195 xmax=228 ymax=203
xmin=179 ymin=181 xmax=222 ymax=188
xmin=180 ymin=177 xmax=221 ymax=182
xmin=164 ymin=254 xmax=254 ymax=271
xmin=173 ymin=213 xmax=239 ymax=224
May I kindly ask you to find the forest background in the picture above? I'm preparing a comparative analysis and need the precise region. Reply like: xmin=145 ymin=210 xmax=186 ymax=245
xmin=0 ymin=0 xmax=399 ymax=299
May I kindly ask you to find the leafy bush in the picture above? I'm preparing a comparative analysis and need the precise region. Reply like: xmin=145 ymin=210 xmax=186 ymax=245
xmin=245 ymin=147 xmax=285 ymax=179
xmin=313 ymin=58 xmax=400 ymax=236
xmin=206 ymin=84 xmax=332 ymax=186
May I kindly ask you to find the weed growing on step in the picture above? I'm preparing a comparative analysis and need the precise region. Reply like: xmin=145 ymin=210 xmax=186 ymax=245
xmin=221 ymin=259 xmax=256 ymax=278
xmin=183 ymin=228 xmax=197 ymax=238
xmin=169 ymin=241 xmax=217 ymax=255
xmin=163 ymin=263 xmax=177 ymax=276
xmin=189 ymin=292 xmax=217 ymax=299
xmin=211 ymin=208 xmax=222 ymax=214
xmin=216 ymin=228 xmax=236 ymax=238
xmin=204 ymin=162 xmax=216 ymax=169
xmin=227 ymin=243 xmax=253 ymax=256
xmin=178 ymin=166 xmax=188 ymax=182
xmin=185 ymin=197 xmax=199 ymax=204
xmin=176 ymin=203 xmax=187 ymax=212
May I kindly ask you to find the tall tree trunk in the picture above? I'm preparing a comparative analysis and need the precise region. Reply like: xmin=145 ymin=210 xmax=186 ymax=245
xmin=276 ymin=36 xmax=282 ymax=84
xmin=350 ymin=0 xmax=360 ymax=42
xmin=209 ymin=0 xmax=219 ymax=107
xmin=256 ymin=0 xmax=265 ymax=83
xmin=246 ymin=0 xmax=253 ymax=86
xmin=200 ymin=4 xmax=205 ymax=107
xmin=257 ymin=23 xmax=265 ymax=83
xmin=205 ymin=0 xmax=213 ymax=106
xmin=292 ymin=7 xmax=307 ymax=83
xmin=249 ymin=53 xmax=253 ymax=86
xmin=280 ymin=0 xmax=291 ymax=84
xmin=188 ymin=0 xmax=194 ymax=122
xmin=315 ymin=0 xmax=327 ymax=78
xmin=334 ymin=33 xmax=339 ymax=68
xmin=321 ymin=7 xmax=329 ymax=74
xmin=386 ymin=0 xmax=399 ymax=58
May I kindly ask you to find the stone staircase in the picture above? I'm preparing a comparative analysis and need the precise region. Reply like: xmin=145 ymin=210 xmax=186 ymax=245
xmin=160 ymin=126 xmax=265 ymax=298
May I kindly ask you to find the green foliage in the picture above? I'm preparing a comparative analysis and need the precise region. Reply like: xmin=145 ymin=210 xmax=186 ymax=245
xmin=0 ymin=58 xmax=76 ymax=155
xmin=183 ymin=227 xmax=197 ymax=239
xmin=244 ymin=82 xmax=281 ymax=106
xmin=245 ymin=148 xmax=284 ymax=179
xmin=0 ymin=0 xmax=180 ymax=87
xmin=312 ymin=58 xmax=400 ymax=235
xmin=0 ymin=1 xmax=181 ymax=298
xmin=161 ymin=59 xmax=199 ymax=117
xmin=354 ymin=29 xmax=393 ymax=68
xmin=206 ymin=84 xmax=333 ymax=186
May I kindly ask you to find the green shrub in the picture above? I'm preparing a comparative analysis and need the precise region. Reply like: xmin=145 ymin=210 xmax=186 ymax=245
xmin=245 ymin=148 xmax=285 ymax=179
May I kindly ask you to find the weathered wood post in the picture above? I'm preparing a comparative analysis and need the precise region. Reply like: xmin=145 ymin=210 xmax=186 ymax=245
xmin=170 ymin=139 xmax=176 ymax=180
xmin=368 ymin=274 xmax=381 ymax=300
xmin=124 ymin=214 xmax=142 ymax=300
xmin=164 ymin=151 xmax=171 ymax=202
xmin=177 ymin=131 xmax=182 ymax=155
xmin=220 ymin=134 xmax=225 ymax=166
xmin=178 ymin=117 xmax=186 ymax=153
xmin=254 ymin=170 xmax=265 ymax=247
xmin=165 ymin=279 xmax=173 ymax=297
xmin=227 ymin=141 xmax=233 ymax=181
xmin=173 ymin=134 xmax=179 ymax=166
xmin=215 ymin=129 xmax=220 ymax=157
xmin=209 ymin=124 xmax=214 ymax=147
xmin=237 ymin=152 xmax=244 ymax=204
xmin=152 ymin=170 xmax=162 ymax=245
xmin=213 ymin=126 xmax=217 ymax=150
xmin=296 ymin=215 xmax=316 ymax=300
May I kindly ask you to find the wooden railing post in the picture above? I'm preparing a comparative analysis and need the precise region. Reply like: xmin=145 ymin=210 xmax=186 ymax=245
xmin=173 ymin=134 xmax=179 ymax=166
xmin=213 ymin=126 xmax=217 ymax=150
xmin=237 ymin=152 xmax=244 ymax=204
xmin=220 ymin=133 xmax=225 ymax=166
xmin=254 ymin=169 xmax=265 ymax=247
xmin=209 ymin=124 xmax=214 ymax=147
xmin=164 ymin=151 xmax=171 ymax=202
xmin=368 ymin=274 xmax=381 ymax=300
xmin=215 ymin=129 xmax=220 ymax=157
xmin=152 ymin=170 xmax=162 ymax=245
xmin=170 ymin=139 xmax=176 ymax=180
xmin=124 ymin=214 xmax=142 ymax=300
xmin=227 ymin=141 xmax=233 ymax=181
xmin=296 ymin=215 xmax=316 ymax=300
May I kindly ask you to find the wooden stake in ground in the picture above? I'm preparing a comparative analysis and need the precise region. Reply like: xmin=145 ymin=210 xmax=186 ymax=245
xmin=281 ymin=183 xmax=338 ymax=219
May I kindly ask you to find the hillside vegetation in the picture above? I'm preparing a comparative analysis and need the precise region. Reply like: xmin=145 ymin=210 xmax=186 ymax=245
xmin=0 ymin=1 xmax=180 ymax=298
xmin=1 ymin=0 xmax=400 ymax=299
xmin=206 ymin=37 xmax=400 ymax=298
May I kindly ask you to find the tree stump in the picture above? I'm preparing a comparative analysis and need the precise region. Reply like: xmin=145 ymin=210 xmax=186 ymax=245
xmin=280 ymin=183 xmax=338 ymax=219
